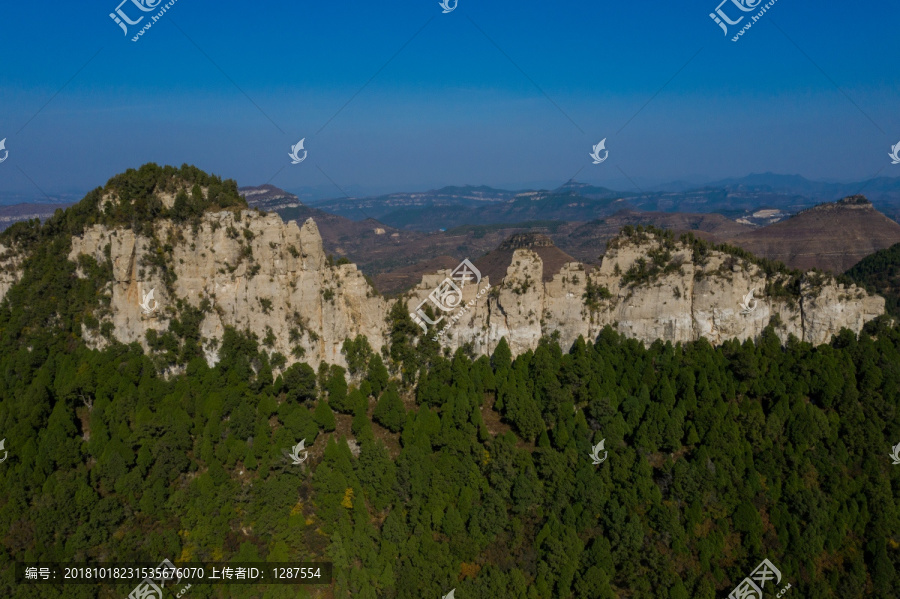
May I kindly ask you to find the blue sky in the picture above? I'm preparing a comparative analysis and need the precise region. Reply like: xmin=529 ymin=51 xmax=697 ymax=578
xmin=0 ymin=1 xmax=898 ymax=201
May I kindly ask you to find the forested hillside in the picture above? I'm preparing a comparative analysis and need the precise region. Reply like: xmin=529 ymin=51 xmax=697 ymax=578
xmin=0 ymin=166 xmax=899 ymax=598
xmin=847 ymin=241 xmax=900 ymax=317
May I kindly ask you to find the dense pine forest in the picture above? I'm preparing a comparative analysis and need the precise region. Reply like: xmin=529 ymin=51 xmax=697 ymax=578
xmin=847 ymin=242 xmax=900 ymax=318
xmin=1 ymin=166 xmax=899 ymax=597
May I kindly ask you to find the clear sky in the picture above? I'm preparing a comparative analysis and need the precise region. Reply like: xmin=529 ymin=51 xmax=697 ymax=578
xmin=0 ymin=0 xmax=898 ymax=200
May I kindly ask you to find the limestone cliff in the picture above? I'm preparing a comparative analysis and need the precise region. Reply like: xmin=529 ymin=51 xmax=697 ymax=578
xmin=67 ymin=211 xmax=389 ymax=369
xmin=0 ymin=242 xmax=23 ymax=301
xmin=406 ymin=231 xmax=884 ymax=357
xmin=0 ymin=209 xmax=884 ymax=369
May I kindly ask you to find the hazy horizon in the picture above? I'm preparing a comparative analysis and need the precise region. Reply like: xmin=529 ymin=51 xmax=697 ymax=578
xmin=1 ymin=1 xmax=899 ymax=201
xmin=6 ymin=170 xmax=900 ymax=207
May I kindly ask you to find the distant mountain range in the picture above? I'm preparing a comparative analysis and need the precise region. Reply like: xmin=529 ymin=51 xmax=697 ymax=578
xmin=237 ymin=182 xmax=900 ymax=295
xmin=301 ymin=173 xmax=900 ymax=232
xmin=705 ymin=172 xmax=900 ymax=198
xmin=0 ymin=203 xmax=69 ymax=231
xmin=7 ymin=174 xmax=900 ymax=287
xmin=307 ymin=185 xmax=521 ymax=223
xmin=7 ymin=172 xmax=900 ymax=232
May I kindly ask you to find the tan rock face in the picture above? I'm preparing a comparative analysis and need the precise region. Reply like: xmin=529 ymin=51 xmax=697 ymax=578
xmin=0 ymin=243 xmax=24 ymax=301
xmin=1 ymin=214 xmax=882 ymax=369
xmin=409 ymin=233 xmax=885 ymax=357
xmin=67 ymin=211 xmax=389 ymax=369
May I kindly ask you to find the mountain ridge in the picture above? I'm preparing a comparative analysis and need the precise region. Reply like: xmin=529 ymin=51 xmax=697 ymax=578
xmin=244 ymin=185 xmax=900 ymax=292
xmin=728 ymin=195 xmax=900 ymax=273
xmin=0 ymin=166 xmax=886 ymax=376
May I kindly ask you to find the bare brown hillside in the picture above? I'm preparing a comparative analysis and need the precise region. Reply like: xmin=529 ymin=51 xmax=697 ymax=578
xmin=554 ymin=209 xmax=751 ymax=262
xmin=373 ymin=255 xmax=460 ymax=294
xmin=271 ymin=192 xmax=900 ymax=292
xmin=475 ymin=233 xmax=577 ymax=284
xmin=726 ymin=195 xmax=900 ymax=273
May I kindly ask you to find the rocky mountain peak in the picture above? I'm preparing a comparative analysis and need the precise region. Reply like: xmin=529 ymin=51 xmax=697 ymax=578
xmin=476 ymin=232 xmax=576 ymax=284
xmin=807 ymin=194 xmax=873 ymax=213
xmin=498 ymin=232 xmax=556 ymax=250
xmin=729 ymin=193 xmax=900 ymax=273
xmin=0 ymin=164 xmax=887 ymax=373
xmin=0 ymin=204 xmax=884 ymax=372
xmin=239 ymin=184 xmax=302 ymax=211
xmin=836 ymin=194 xmax=872 ymax=207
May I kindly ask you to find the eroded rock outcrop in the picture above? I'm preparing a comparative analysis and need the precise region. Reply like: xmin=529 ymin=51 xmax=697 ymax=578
xmin=1 ymin=209 xmax=882 ymax=369
xmin=406 ymin=232 xmax=884 ymax=357
xmin=0 ymin=242 xmax=24 ymax=300
xmin=68 ymin=211 xmax=389 ymax=369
